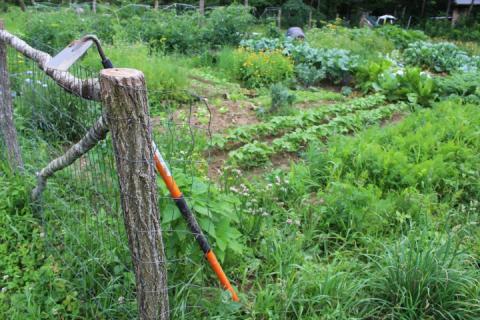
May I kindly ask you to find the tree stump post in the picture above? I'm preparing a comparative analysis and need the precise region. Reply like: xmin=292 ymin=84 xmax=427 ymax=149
xmin=0 ymin=20 xmax=24 ymax=172
xmin=100 ymin=68 xmax=169 ymax=320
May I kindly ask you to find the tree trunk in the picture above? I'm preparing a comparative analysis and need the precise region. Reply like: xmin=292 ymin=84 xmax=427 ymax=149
xmin=100 ymin=68 xmax=169 ymax=320
xmin=199 ymin=0 xmax=204 ymax=15
xmin=421 ymin=0 xmax=427 ymax=17
xmin=244 ymin=0 xmax=248 ymax=7
xmin=446 ymin=0 xmax=452 ymax=17
xmin=154 ymin=0 xmax=159 ymax=10
xmin=18 ymin=0 xmax=26 ymax=11
xmin=0 ymin=20 xmax=24 ymax=172
xmin=468 ymin=0 xmax=475 ymax=16
xmin=92 ymin=0 xmax=96 ymax=13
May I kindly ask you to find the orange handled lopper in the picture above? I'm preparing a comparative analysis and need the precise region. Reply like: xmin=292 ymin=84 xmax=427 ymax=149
xmin=152 ymin=142 xmax=239 ymax=302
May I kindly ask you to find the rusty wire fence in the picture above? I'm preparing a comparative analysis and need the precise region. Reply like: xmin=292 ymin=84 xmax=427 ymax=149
xmin=3 ymin=36 xmax=233 ymax=318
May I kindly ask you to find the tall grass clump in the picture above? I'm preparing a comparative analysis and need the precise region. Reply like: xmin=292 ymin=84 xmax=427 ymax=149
xmin=368 ymin=234 xmax=480 ymax=319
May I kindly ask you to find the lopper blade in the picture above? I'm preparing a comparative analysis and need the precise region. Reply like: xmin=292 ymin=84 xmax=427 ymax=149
xmin=45 ymin=39 xmax=93 ymax=71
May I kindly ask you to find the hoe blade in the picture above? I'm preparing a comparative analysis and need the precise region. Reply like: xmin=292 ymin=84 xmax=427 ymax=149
xmin=45 ymin=39 xmax=93 ymax=71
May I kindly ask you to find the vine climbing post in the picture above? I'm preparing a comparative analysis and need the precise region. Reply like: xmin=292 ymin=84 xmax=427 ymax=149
xmin=100 ymin=68 xmax=169 ymax=320
xmin=0 ymin=20 xmax=24 ymax=172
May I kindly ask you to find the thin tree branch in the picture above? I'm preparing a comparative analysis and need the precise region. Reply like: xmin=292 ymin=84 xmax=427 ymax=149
xmin=31 ymin=114 xmax=109 ymax=201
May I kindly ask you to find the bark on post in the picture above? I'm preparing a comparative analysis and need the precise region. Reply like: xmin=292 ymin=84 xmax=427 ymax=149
xmin=100 ymin=68 xmax=169 ymax=320
xmin=0 ymin=20 xmax=24 ymax=172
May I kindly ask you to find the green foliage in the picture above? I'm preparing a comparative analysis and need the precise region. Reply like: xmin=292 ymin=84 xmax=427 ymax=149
xmin=158 ymin=173 xmax=244 ymax=262
xmin=281 ymin=0 xmax=312 ymax=27
xmin=435 ymin=72 xmax=480 ymax=99
xmin=425 ymin=17 xmax=480 ymax=43
xmin=241 ymin=37 xmax=358 ymax=84
xmin=308 ymin=26 xmax=396 ymax=59
xmin=24 ymin=11 xmax=115 ymax=53
xmin=213 ymin=94 xmax=386 ymax=150
xmin=403 ymin=41 xmax=479 ymax=73
xmin=294 ymin=62 xmax=326 ymax=87
xmin=375 ymin=25 xmax=427 ymax=50
xmin=369 ymin=235 xmax=480 ymax=319
xmin=126 ymin=5 xmax=254 ymax=54
xmin=269 ymin=83 xmax=296 ymax=115
xmin=13 ymin=72 xmax=93 ymax=142
xmin=232 ymin=48 xmax=294 ymax=88
xmin=204 ymin=5 xmax=254 ymax=48
xmin=0 ymin=165 xmax=81 ymax=319
xmin=82 ymin=43 xmax=189 ymax=105
xmin=355 ymin=59 xmax=393 ymax=93
xmin=308 ymin=100 xmax=480 ymax=207
xmin=228 ymin=102 xmax=408 ymax=168
xmin=357 ymin=65 xmax=437 ymax=107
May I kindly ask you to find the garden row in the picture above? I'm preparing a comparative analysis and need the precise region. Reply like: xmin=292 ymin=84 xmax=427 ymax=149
xmin=227 ymin=101 xmax=410 ymax=168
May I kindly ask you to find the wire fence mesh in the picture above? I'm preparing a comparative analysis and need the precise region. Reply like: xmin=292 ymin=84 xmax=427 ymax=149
xmin=3 ymin=36 xmax=231 ymax=318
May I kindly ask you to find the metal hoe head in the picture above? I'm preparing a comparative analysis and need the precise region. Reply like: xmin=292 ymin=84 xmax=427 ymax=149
xmin=45 ymin=38 xmax=94 ymax=71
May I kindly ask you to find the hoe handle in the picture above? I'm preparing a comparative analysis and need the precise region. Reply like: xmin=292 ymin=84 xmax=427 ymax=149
xmin=152 ymin=143 xmax=239 ymax=302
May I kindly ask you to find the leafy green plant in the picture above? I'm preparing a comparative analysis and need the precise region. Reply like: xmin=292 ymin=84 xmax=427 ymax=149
xmin=269 ymin=83 xmax=296 ymax=115
xmin=241 ymin=37 xmax=359 ymax=84
xmin=403 ymin=41 xmax=479 ymax=73
xmin=358 ymin=66 xmax=436 ymax=107
xmin=435 ymin=72 xmax=480 ymax=98
xmin=233 ymin=48 xmax=294 ymax=88
xmin=355 ymin=59 xmax=393 ymax=93
xmin=295 ymin=63 xmax=326 ymax=87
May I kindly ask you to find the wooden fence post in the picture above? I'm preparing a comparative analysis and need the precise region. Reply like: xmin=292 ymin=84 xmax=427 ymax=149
xmin=0 ymin=20 xmax=24 ymax=172
xmin=100 ymin=68 xmax=169 ymax=320
xmin=278 ymin=8 xmax=282 ymax=28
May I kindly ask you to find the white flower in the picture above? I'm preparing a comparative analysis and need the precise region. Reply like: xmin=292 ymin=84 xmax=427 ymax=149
xmin=286 ymin=218 xmax=293 ymax=224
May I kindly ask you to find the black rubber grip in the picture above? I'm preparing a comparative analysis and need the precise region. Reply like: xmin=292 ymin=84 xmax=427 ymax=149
xmin=102 ymin=58 xmax=114 ymax=69
xmin=174 ymin=196 xmax=211 ymax=254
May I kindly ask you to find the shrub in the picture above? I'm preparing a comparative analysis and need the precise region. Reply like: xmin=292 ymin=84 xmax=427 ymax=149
xmin=403 ymin=41 xmax=479 ymax=73
xmin=204 ymin=5 xmax=254 ymax=48
xmin=25 ymin=11 xmax=115 ymax=53
xmin=281 ymin=0 xmax=312 ymax=27
xmin=424 ymin=17 xmax=480 ymax=43
xmin=234 ymin=48 xmax=294 ymax=88
xmin=135 ymin=11 xmax=206 ymax=54
xmin=126 ymin=5 xmax=254 ymax=54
